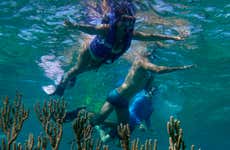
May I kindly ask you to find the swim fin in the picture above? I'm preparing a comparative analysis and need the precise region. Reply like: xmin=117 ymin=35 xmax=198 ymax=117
xmin=42 ymin=77 xmax=76 ymax=96
xmin=42 ymin=85 xmax=56 ymax=95
xmin=42 ymin=84 xmax=65 ymax=96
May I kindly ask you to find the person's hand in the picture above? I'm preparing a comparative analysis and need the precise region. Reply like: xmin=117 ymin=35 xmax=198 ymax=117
xmin=183 ymin=64 xmax=197 ymax=69
xmin=174 ymin=36 xmax=184 ymax=41
xmin=179 ymin=30 xmax=190 ymax=39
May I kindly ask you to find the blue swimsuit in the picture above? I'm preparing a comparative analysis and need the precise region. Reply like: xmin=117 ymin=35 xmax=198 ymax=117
xmin=108 ymin=90 xmax=154 ymax=138
xmin=89 ymin=12 xmax=134 ymax=63
xmin=129 ymin=91 xmax=154 ymax=131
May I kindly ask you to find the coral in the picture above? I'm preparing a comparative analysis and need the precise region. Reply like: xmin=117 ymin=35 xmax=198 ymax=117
xmin=34 ymin=99 xmax=66 ymax=150
xmin=0 ymin=94 xmax=200 ymax=150
xmin=117 ymin=124 xmax=158 ymax=150
xmin=72 ymin=110 xmax=107 ymax=150
xmin=117 ymin=116 xmax=199 ymax=150
xmin=167 ymin=116 xmax=185 ymax=150
xmin=117 ymin=124 xmax=130 ymax=150
xmin=0 ymin=93 xmax=29 ymax=150
xmin=7 ymin=134 xmax=48 ymax=150
xmin=23 ymin=133 xmax=48 ymax=150
xmin=131 ymin=138 xmax=158 ymax=150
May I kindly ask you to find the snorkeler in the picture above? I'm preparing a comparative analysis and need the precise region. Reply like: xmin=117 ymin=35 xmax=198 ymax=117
xmin=62 ymin=80 xmax=156 ymax=142
xmin=88 ymin=53 xmax=194 ymax=141
xmin=63 ymin=53 xmax=194 ymax=142
xmin=95 ymin=86 xmax=157 ymax=142
xmin=45 ymin=1 xmax=183 ymax=96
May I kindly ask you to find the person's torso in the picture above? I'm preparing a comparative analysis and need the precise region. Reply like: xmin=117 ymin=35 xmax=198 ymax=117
xmin=89 ymin=12 xmax=133 ymax=62
xmin=90 ymin=31 xmax=132 ymax=62
xmin=117 ymin=63 xmax=153 ymax=100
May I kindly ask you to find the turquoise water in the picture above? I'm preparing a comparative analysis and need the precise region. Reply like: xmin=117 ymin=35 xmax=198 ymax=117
xmin=0 ymin=0 xmax=229 ymax=149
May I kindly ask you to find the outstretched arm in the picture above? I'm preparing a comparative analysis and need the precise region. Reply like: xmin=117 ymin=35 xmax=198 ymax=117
xmin=64 ymin=19 xmax=109 ymax=35
xmin=143 ymin=61 xmax=194 ymax=74
xmin=133 ymin=31 xmax=182 ymax=41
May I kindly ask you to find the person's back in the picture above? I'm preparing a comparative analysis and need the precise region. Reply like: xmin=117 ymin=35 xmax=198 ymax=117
xmin=129 ymin=90 xmax=154 ymax=131
xmin=117 ymin=57 xmax=154 ymax=100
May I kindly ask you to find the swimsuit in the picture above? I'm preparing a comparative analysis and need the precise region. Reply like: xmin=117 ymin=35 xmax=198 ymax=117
xmin=106 ymin=89 xmax=129 ymax=108
xmin=108 ymin=90 xmax=154 ymax=138
xmin=89 ymin=9 xmax=134 ymax=63
xmin=129 ymin=91 xmax=154 ymax=130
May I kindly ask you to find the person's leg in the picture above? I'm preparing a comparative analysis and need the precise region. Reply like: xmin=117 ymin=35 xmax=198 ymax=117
xmin=91 ymin=87 xmax=132 ymax=124
xmin=98 ymin=107 xmax=129 ymax=142
xmin=90 ymin=101 xmax=114 ymax=126
xmin=63 ymin=106 xmax=87 ymax=123
xmin=54 ymin=47 xmax=101 ymax=96
xmin=115 ymin=107 xmax=130 ymax=125
xmin=63 ymin=47 xmax=96 ymax=84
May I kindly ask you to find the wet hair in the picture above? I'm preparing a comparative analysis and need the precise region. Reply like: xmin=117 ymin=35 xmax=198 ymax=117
xmin=100 ymin=0 xmax=136 ymax=56
xmin=113 ymin=1 xmax=135 ymax=21
xmin=101 ymin=1 xmax=136 ymax=25
xmin=112 ymin=1 xmax=136 ymax=34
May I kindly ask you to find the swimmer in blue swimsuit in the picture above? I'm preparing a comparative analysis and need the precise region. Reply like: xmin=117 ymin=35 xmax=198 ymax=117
xmin=88 ymin=53 xmax=194 ymax=141
xmin=95 ymin=88 xmax=156 ymax=142
xmin=49 ymin=1 xmax=183 ymax=96
xmin=62 ymin=89 xmax=155 ymax=142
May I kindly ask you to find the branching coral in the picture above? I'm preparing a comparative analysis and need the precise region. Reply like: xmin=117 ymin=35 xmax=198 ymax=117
xmin=131 ymin=138 xmax=158 ymax=150
xmin=118 ymin=124 xmax=131 ymax=150
xmin=0 ymin=94 xmax=199 ymax=150
xmin=0 ymin=93 xmax=29 ymax=150
xmin=23 ymin=133 xmax=48 ymax=150
xmin=117 ymin=124 xmax=158 ymax=150
xmin=34 ymin=99 xmax=66 ymax=150
xmin=117 ymin=116 xmax=198 ymax=150
xmin=167 ymin=116 xmax=185 ymax=150
xmin=72 ymin=111 xmax=108 ymax=150
xmin=6 ymin=133 xmax=48 ymax=150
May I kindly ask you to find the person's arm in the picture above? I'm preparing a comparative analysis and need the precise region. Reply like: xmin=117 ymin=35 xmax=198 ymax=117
xmin=143 ymin=61 xmax=195 ymax=74
xmin=64 ymin=19 xmax=109 ymax=35
xmin=132 ymin=31 xmax=182 ymax=41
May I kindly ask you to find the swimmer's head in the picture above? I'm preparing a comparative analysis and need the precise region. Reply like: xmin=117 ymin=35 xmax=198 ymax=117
xmin=113 ymin=1 xmax=136 ymax=31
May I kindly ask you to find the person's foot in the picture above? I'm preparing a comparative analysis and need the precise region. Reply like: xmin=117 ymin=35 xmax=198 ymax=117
xmin=52 ymin=83 xmax=66 ymax=96
xmin=45 ymin=74 xmax=76 ymax=96
xmin=95 ymin=125 xmax=111 ymax=143
xmin=64 ymin=106 xmax=86 ymax=123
